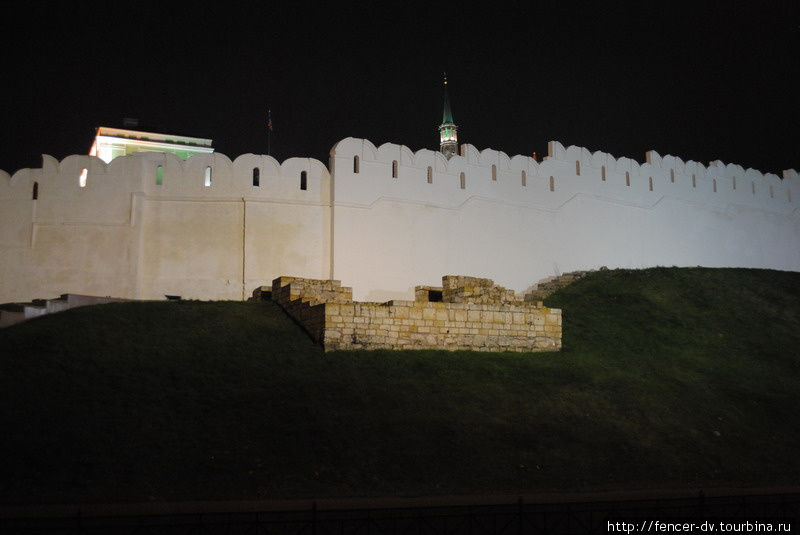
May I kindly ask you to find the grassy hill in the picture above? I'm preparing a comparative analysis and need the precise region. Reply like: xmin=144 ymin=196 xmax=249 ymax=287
xmin=1 ymin=267 xmax=799 ymax=505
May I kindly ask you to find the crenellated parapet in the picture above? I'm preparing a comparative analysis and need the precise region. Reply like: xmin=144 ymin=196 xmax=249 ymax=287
xmin=330 ymin=137 xmax=541 ymax=177
xmin=329 ymin=137 xmax=797 ymax=213
xmin=5 ymin=139 xmax=794 ymax=214
xmin=330 ymin=137 xmax=542 ymax=209
xmin=549 ymin=140 xmax=796 ymax=210
xmin=1 ymin=151 xmax=330 ymax=208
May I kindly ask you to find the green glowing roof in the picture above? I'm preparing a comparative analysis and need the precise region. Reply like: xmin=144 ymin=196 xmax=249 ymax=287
xmin=441 ymin=83 xmax=455 ymax=126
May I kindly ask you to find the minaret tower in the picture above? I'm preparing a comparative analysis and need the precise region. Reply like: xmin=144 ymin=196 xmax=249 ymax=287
xmin=439 ymin=73 xmax=458 ymax=159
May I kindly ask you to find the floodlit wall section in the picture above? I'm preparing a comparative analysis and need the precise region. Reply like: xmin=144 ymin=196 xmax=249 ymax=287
xmin=330 ymin=138 xmax=800 ymax=301
xmin=2 ymin=137 xmax=798 ymax=304
xmin=0 ymin=152 xmax=330 ymax=302
xmin=1 ymin=155 xmax=141 ymax=303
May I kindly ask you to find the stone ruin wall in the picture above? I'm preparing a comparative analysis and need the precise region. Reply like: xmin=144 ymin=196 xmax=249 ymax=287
xmin=269 ymin=276 xmax=352 ymax=343
xmin=270 ymin=275 xmax=561 ymax=352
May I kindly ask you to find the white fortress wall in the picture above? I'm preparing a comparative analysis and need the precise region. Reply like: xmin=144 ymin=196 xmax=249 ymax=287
xmin=329 ymin=138 xmax=800 ymax=302
xmin=0 ymin=152 xmax=330 ymax=303
xmin=1 ymin=154 xmax=142 ymax=302
xmin=2 ymin=137 xmax=798 ymax=304
xmin=136 ymin=151 xmax=330 ymax=300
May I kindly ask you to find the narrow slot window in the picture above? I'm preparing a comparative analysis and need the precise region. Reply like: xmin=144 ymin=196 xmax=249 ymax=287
xmin=575 ymin=160 xmax=581 ymax=176
xmin=253 ymin=167 xmax=260 ymax=187
xmin=549 ymin=176 xmax=555 ymax=192
xmin=156 ymin=165 xmax=163 ymax=185
xmin=204 ymin=166 xmax=212 ymax=187
xmin=649 ymin=177 xmax=654 ymax=191
xmin=301 ymin=171 xmax=307 ymax=190
xmin=601 ymin=166 xmax=606 ymax=181
xmin=492 ymin=165 xmax=497 ymax=181
xmin=392 ymin=160 xmax=398 ymax=178
xmin=625 ymin=171 xmax=630 ymax=187
xmin=79 ymin=168 xmax=88 ymax=188
xmin=713 ymin=179 xmax=717 ymax=193
xmin=32 ymin=182 xmax=38 ymax=200
xmin=692 ymin=174 xmax=696 ymax=188
xmin=521 ymin=170 xmax=527 ymax=187
xmin=427 ymin=166 xmax=433 ymax=184
xmin=353 ymin=155 xmax=360 ymax=173
xmin=459 ymin=172 xmax=465 ymax=189
xmin=670 ymin=169 xmax=675 ymax=183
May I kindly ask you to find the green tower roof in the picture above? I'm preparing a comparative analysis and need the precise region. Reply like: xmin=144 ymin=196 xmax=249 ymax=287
xmin=441 ymin=75 xmax=455 ymax=126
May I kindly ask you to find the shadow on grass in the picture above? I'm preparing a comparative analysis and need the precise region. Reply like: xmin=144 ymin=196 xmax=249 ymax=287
xmin=1 ymin=267 xmax=799 ymax=504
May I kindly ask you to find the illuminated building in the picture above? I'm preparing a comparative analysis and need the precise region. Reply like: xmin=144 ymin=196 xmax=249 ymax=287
xmin=88 ymin=126 xmax=214 ymax=163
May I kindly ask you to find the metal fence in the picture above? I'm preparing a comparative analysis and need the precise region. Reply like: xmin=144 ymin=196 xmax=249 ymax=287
xmin=2 ymin=492 xmax=797 ymax=534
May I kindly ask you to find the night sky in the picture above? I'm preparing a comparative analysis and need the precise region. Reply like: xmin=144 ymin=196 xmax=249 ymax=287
xmin=2 ymin=3 xmax=797 ymax=176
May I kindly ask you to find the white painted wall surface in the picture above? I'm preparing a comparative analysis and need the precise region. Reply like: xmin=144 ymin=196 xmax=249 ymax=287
xmin=1 ymin=138 xmax=797 ymax=304
xmin=0 ymin=151 xmax=329 ymax=302
xmin=329 ymin=138 xmax=799 ymax=301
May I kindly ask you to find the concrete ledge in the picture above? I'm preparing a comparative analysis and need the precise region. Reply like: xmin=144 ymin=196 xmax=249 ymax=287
xmin=0 ymin=294 xmax=128 ymax=328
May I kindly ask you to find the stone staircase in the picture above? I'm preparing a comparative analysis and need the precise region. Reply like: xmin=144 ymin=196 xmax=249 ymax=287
xmin=0 ymin=294 xmax=127 ymax=328
xmin=524 ymin=270 xmax=596 ymax=302
xmin=262 ymin=277 xmax=354 ymax=343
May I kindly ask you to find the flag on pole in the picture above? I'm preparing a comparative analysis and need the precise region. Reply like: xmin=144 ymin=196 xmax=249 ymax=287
xmin=267 ymin=108 xmax=273 ymax=157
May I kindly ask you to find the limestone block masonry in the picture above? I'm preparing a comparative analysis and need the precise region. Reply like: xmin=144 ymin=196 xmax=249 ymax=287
xmin=269 ymin=275 xmax=561 ymax=352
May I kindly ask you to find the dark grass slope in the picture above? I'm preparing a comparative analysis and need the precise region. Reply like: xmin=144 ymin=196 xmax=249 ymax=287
xmin=1 ymin=268 xmax=799 ymax=505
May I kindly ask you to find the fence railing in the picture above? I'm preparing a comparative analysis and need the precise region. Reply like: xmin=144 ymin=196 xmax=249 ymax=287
xmin=2 ymin=492 xmax=797 ymax=534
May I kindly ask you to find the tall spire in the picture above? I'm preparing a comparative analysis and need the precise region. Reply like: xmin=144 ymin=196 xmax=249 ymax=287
xmin=439 ymin=73 xmax=458 ymax=159
xmin=442 ymin=74 xmax=454 ymax=125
